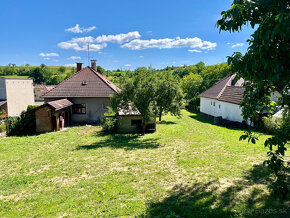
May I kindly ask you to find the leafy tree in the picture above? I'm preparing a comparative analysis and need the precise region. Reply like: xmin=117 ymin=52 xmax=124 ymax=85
xmin=155 ymin=71 xmax=183 ymax=121
xmin=40 ymin=64 xmax=46 ymax=68
xmin=217 ymin=0 xmax=289 ymax=198
xmin=58 ymin=66 xmax=66 ymax=73
xmin=181 ymin=73 xmax=203 ymax=100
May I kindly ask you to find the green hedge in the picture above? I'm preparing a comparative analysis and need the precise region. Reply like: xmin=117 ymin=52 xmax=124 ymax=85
xmin=7 ymin=113 xmax=35 ymax=136
xmin=102 ymin=116 xmax=119 ymax=133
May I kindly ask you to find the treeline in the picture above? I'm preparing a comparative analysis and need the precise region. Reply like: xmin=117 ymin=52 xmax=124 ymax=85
xmin=0 ymin=64 xmax=76 ymax=85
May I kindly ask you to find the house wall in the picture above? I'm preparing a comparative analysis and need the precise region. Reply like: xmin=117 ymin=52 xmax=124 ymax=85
xmin=200 ymin=97 xmax=248 ymax=124
xmin=4 ymin=79 xmax=35 ymax=116
xmin=35 ymin=106 xmax=53 ymax=133
xmin=200 ymin=97 xmax=221 ymax=117
xmin=45 ymin=97 xmax=110 ymax=124
xmin=117 ymin=115 xmax=156 ymax=133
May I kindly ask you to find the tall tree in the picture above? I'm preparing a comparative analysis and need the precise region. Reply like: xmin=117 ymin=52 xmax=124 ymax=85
xmin=181 ymin=73 xmax=203 ymax=100
xmin=217 ymin=0 xmax=289 ymax=198
xmin=155 ymin=71 xmax=183 ymax=121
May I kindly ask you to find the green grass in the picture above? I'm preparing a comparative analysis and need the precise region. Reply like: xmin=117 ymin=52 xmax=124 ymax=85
xmin=0 ymin=111 xmax=289 ymax=217
xmin=0 ymin=75 xmax=29 ymax=79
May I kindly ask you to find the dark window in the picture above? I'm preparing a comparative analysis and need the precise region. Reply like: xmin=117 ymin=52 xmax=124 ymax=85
xmin=73 ymin=104 xmax=86 ymax=114
xmin=219 ymin=105 xmax=221 ymax=109
xmin=213 ymin=102 xmax=215 ymax=106
xmin=131 ymin=119 xmax=142 ymax=126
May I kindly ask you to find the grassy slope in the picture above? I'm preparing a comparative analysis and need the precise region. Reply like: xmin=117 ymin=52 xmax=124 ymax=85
xmin=0 ymin=111 xmax=288 ymax=217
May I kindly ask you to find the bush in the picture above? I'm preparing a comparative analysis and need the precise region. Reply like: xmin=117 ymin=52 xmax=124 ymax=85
xmin=7 ymin=112 xmax=36 ymax=136
xmin=262 ymin=116 xmax=281 ymax=134
xmin=102 ymin=116 xmax=118 ymax=133
xmin=186 ymin=96 xmax=200 ymax=112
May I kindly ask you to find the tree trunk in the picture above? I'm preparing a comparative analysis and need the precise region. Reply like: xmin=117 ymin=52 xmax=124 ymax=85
xmin=159 ymin=108 xmax=162 ymax=122
xmin=141 ymin=121 xmax=146 ymax=135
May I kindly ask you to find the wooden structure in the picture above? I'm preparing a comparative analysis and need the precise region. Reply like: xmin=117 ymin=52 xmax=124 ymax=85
xmin=32 ymin=99 xmax=73 ymax=133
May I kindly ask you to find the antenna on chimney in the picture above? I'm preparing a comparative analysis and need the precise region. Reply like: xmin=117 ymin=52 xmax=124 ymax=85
xmin=87 ymin=43 xmax=90 ymax=66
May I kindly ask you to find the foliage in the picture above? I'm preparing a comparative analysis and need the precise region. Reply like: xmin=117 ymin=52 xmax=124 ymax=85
xmin=0 ymin=122 xmax=5 ymax=133
xmin=102 ymin=116 xmax=119 ymax=133
xmin=0 ymin=109 xmax=6 ymax=116
xmin=181 ymin=73 xmax=203 ymax=100
xmin=154 ymin=71 xmax=183 ymax=121
xmin=186 ymin=96 xmax=200 ymax=112
xmin=262 ymin=116 xmax=282 ymax=134
xmin=27 ymin=105 xmax=39 ymax=111
xmin=6 ymin=111 xmax=36 ymax=136
xmin=217 ymin=0 xmax=290 ymax=198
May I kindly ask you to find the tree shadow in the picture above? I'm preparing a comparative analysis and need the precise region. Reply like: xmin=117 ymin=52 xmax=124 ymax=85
xmin=158 ymin=121 xmax=177 ymax=125
xmin=143 ymin=164 xmax=289 ymax=217
xmin=189 ymin=114 xmax=214 ymax=125
xmin=76 ymin=134 xmax=160 ymax=150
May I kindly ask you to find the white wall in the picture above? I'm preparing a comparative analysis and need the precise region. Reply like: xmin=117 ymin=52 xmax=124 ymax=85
xmin=200 ymin=97 xmax=221 ymax=117
xmin=5 ymin=79 xmax=35 ymax=116
xmin=200 ymin=97 xmax=248 ymax=124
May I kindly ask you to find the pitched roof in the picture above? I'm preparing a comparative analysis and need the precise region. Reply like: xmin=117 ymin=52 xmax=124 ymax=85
xmin=43 ymin=66 xmax=120 ymax=98
xmin=218 ymin=86 xmax=245 ymax=104
xmin=35 ymin=85 xmax=55 ymax=93
xmin=199 ymin=74 xmax=236 ymax=99
xmin=47 ymin=99 xmax=73 ymax=111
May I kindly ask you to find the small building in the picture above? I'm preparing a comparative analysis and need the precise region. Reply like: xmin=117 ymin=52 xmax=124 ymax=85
xmin=0 ymin=78 xmax=35 ymax=116
xmin=34 ymin=84 xmax=55 ymax=105
xmin=117 ymin=108 xmax=156 ymax=133
xmin=43 ymin=62 xmax=120 ymax=124
xmin=32 ymin=99 xmax=73 ymax=133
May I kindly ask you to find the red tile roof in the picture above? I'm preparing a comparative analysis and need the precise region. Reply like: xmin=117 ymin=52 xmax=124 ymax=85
xmin=43 ymin=66 xmax=120 ymax=98
xmin=35 ymin=85 xmax=55 ymax=93
xmin=199 ymin=74 xmax=236 ymax=99
xmin=218 ymin=86 xmax=245 ymax=104
xmin=199 ymin=74 xmax=245 ymax=105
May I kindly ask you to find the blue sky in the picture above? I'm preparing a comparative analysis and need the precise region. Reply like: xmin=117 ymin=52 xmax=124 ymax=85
xmin=0 ymin=0 xmax=254 ymax=70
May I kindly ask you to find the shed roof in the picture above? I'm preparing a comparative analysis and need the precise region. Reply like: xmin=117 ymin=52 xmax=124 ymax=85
xmin=47 ymin=99 xmax=73 ymax=111
xmin=0 ymin=100 xmax=7 ymax=107
xmin=43 ymin=66 xmax=120 ymax=98
xmin=35 ymin=84 xmax=55 ymax=93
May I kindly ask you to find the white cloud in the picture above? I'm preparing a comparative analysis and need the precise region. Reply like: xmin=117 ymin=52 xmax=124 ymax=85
xmin=188 ymin=49 xmax=202 ymax=53
xmin=231 ymin=43 xmax=244 ymax=48
xmin=58 ymin=41 xmax=107 ymax=51
xmin=125 ymin=64 xmax=131 ymax=67
xmin=227 ymin=42 xmax=231 ymax=45
xmin=64 ymin=63 xmax=76 ymax=67
xmin=39 ymin=52 xmax=59 ymax=57
xmin=121 ymin=37 xmax=216 ymax=50
xmin=139 ymin=55 xmax=144 ymax=58
xmin=65 ymin=24 xmax=96 ymax=33
xmin=146 ymin=31 xmax=153 ymax=36
xmin=95 ymin=31 xmax=141 ymax=44
xmin=67 ymin=56 xmax=81 ymax=60
xmin=44 ymin=57 xmax=50 ymax=60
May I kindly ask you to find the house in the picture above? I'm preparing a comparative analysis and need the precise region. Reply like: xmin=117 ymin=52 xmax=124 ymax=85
xmin=43 ymin=62 xmax=121 ymax=124
xmin=199 ymin=74 xmax=281 ymax=125
xmin=28 ymin=98 xmax=73 ymax=133
xmin=0 ymin=78 xmax=35 ymax=116
xmin=34 ymin=84 xmax=55 ymax=105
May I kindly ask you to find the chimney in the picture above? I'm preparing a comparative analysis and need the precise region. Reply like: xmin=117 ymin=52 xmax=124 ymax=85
xmin=91 ymin=60 xmax=97 ymax=71
xmin=76 ymin=63 xmax=83 ymax=72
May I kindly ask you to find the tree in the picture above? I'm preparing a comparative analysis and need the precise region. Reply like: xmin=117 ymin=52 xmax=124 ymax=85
xmin=111 ymin=68 xmax=183 ymax=133
xmin=58 ymin=66 xmax=66 ymax=73
xmin=155 ymin=71 xmax=183 ymax=121
xmin=181 ymin=73 xmax=203 ymax=100
xmin=217 ymin=0 xmax=289 ymax=198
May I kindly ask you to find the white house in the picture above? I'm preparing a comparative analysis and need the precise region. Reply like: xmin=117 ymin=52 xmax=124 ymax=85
xmin=199 ymin=74 xmax=281 ymax=124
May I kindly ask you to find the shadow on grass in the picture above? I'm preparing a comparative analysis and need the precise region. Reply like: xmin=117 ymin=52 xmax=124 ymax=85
xmin=76 ymin=134 xmax=160 ymax=150
xmin=189 ymin=114 xmax=214 ymax=125
xmin=158 ymin=121 xmax=177 ymax=125
xmin=143 ymin=164 xmax=289 ymax=217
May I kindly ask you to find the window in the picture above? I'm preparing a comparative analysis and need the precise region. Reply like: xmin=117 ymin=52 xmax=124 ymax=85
xmin=73 ymin=104 xmax=86 ymax=114
xmin=213 ymin=102 xmax=215 ymax=106
xmin=219 ymin=104 xmax=221 ymax=109
xmin=131 ymin=119 xmax=142 ymax=126
xmin=211 ymin=102 xmax=212 ymax=105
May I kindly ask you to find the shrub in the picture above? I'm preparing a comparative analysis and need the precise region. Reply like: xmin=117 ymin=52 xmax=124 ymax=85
xmin=102 ymin=116 xmax=118 ymax=133
xmin=262 ymin=116 xmax=281 ymax=134
xmin=186 ymin=96 xmax=200 ymax=112
xmin=7 ymin=112 xmax=36 ymax=136
xmin=0 ymin=122 xmax=6 ymax=133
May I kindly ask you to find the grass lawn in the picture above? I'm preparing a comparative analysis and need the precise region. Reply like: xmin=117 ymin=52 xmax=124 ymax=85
xmin=0 ymin=110 xmax=289 ymax=217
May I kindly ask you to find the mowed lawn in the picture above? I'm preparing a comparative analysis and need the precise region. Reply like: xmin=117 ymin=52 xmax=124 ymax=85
xmin=0 ymin=111 xmax=289 ymax=217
